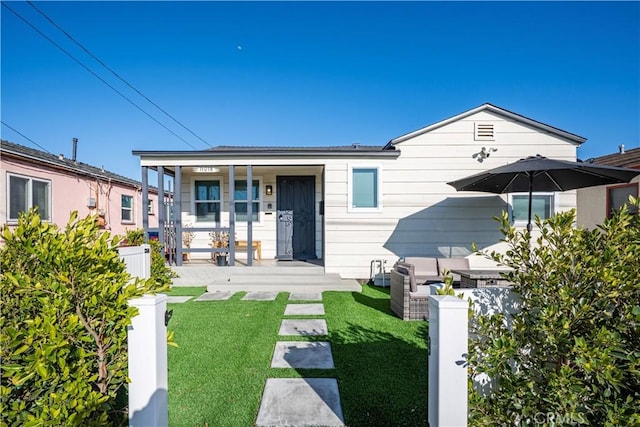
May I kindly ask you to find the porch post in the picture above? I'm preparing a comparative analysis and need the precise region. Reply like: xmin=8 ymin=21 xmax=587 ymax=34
xmin=157 ymin=167 xmax=165 ymax=258
xmin=228 ymin=165 xmax=235 ymax=266
xmin=246 ymin=164 xmax=253 ymax=266
xmin=175 ymin=166 xmax=183 ymax=266
xmin=141 ymin=166 xmax=149 ymax=241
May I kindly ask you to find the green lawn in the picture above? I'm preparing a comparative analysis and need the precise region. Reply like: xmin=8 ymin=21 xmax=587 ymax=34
xmin=165 ymin=285 xmax=428 ymax=426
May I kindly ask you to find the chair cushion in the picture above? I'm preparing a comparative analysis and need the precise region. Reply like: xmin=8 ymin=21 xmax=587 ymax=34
xmin=404 ymin=257 xmax=439 ymax=277
xmin=396 ymin=261 xmax=417 ymax=292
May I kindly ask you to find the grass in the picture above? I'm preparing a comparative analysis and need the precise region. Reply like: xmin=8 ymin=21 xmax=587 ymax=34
xmin=165 ymin=285 xmax=428 ymax=426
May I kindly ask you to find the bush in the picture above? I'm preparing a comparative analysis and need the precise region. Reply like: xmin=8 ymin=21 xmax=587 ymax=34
xmin=0 ymin=211 xmax=168 ymax=426
xmin=468 ymin=199 xmax=640 ymax=426
xmin=122 ymin=228 xmax=175 ymax=290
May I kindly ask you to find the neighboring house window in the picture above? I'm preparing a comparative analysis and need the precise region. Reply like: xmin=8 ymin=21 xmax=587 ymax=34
xmin=234 ymin=180 xmax=260 ymax=222
xmin=147 ymin=199 xmax=154 ymax=215
xmin=510 ymin=193 xmax=555 ymax=225
xmin=348 ymin=164 xmax=382 ymax=212
xmin=7 ymin=173 xmax=51 ymax=221
xmin=195 ymin=180 xmax=221 ymax=222
xmin=121 ymin=195 xmax=133 ymax=222
xmin=607 ymin=183 xmax=638 ymax=218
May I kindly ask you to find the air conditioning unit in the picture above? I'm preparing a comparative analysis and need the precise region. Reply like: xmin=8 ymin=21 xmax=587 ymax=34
xmin=87 ymin=197 xmax=96 ymax=208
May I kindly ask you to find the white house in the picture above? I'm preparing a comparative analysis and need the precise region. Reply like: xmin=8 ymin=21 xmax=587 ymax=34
xmin=133 ymin=103 xmax=585 ymax=279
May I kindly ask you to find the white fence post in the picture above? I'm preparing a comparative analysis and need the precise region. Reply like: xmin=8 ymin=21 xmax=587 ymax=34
xmin=127 ymin=295 xmax=168 ymax=427
xmin=428 ymin=295 xmax=468 ymax=427
xmin=119 ymin=245 xmax=168 ymax=427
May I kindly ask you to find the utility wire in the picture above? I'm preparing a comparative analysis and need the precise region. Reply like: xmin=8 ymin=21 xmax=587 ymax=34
xmin=1 ymin=121 xmax=54 ymax=154
xmin=27 ymin=0 xmax=212 ymax=149
xmin=2 ymin=2 xmax=199 ymax=150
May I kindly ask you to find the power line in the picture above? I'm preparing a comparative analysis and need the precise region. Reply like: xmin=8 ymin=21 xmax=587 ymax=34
xmin=1 ymin=121 xmax=53 ymax=154
xmin=2 ymin=2 xmax=199 ymax=150
xmin=27 ymin=0 xmax=212 ymax=149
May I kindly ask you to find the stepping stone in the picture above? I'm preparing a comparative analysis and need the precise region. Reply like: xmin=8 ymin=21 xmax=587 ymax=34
xmin=166 ymin=296 xmax=192 ymax=304
xmin=289 ymin=291 xmax=323 ymax=301
xmin=284 ymin=303 xmax=325 ymax=316
xmin=256 ymin=378 xmax=344 ymax=427
xmin=278 ymin=319 xmax=328 ymax=336
xmin=242 ymin=291 xmax=278 ymax=301
xmin=194 ymin=291 xmax=234 ymax=301
xmin=271 ymin=341 xmax=334 ymax=369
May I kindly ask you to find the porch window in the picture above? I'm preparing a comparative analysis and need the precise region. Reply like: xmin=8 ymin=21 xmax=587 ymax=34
xmin=348 ymin=164 xmax=382 ymax=212
xmin=121 ymin=195 xmax=133 ymax=222
xmin=195 ymin=180 xmax=221 ymax=222
xmin=234 ymin=180 xmax=260 ymax=222
xmin=7 ymin=173 xmax=51 ymax=221
xmin=607 ymin=183 xmax=638 ymax=218
xmin=510 ymin=193 xmax=555 ymax=225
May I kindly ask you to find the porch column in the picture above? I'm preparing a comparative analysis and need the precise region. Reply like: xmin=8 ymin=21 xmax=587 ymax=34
xmin=175 ymin=166 xmax=183 ymax=266
xmin=228 ymin=165 xmax=235 ymax=266
xmin=157 ymin=166 xmax=165 ymax=258
xmin=142 ymin=166 xmax=149 ymax=241
xmin=246 ymin=164 xmax=253 ymax=267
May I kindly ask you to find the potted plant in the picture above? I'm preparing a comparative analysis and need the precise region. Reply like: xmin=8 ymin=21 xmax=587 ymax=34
xmin=209 ymin=230 xmax=230 ymax=266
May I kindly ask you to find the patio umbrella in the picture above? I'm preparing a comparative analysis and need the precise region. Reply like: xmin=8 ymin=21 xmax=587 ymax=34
xmin=447 ymin=155 xmax=640 ymax=231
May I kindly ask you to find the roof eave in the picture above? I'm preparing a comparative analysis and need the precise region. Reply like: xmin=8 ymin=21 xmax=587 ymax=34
xmin=132 ymin=149 xmax=401 ymax=158
xmin=388 ymin=103 xmax=587 ymax=146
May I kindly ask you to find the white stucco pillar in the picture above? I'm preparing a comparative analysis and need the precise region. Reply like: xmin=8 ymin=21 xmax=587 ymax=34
xmin=128 ymin=294 xmax=168 ymax=427
xmin=428 ymin=295 xmax=468 ymax=427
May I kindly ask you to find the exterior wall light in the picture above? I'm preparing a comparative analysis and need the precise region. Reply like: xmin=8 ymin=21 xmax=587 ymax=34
xmin=265 ymin=185 xmax=273 ymax=195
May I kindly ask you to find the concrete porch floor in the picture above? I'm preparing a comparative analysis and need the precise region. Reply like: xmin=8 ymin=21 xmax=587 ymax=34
xmin=170 ymin=259 xmax=362 ymax=292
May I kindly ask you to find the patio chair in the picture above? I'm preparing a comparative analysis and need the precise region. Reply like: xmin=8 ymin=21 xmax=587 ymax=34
xmin=390 ymin=257 xmax=439 ymax=321
xmin=436 ymin=257 xmax=470 ymax=284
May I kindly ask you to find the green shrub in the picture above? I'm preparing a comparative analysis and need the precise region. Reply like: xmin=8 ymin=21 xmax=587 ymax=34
xmin=469 ymin=199 xmax=640 ymax=426
xmin=122 ymin=228 xmax=175 ymax=289
xmin=0 ymin=210 xmax=168 ymax=426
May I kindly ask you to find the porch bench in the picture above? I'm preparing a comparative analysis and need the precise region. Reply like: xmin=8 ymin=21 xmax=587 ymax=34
xmin=235 ymin=240 xmax=262 ymax=261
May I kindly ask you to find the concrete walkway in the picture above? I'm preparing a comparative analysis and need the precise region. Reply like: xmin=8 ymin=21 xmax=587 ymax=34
xmin=256 ymin=292 xmax=345 ymax=426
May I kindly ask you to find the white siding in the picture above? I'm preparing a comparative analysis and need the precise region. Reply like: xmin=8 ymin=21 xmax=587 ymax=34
xmin=323 ymin=110 xmax=578 ymax=278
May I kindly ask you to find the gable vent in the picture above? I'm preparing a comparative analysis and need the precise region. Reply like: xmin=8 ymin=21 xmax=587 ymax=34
xmin=475 ymin=123 xmax=495 ymax=140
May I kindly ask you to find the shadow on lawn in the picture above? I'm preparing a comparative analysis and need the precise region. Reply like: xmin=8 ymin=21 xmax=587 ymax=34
xmin=351 ymin=285 xmax=395 ymax=317
xmin=330 ymin=322 xmax=429 ymax=427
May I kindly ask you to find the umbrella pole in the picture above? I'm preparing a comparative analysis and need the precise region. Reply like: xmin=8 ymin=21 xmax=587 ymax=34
xmin=527 ymin=173 xmax=533 ymax=232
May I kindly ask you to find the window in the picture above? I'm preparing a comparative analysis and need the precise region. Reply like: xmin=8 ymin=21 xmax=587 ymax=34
xmin=234 ymin=180 xmax=260 ymax=222
xmin=195 ymin=180 xmax=221 ymax=222
xmin=607 ymin=183 xmax=638 ymax=218
xmin=7 ymin=173 xmax=51 ymax=221
xmin=147 ymin=199 xmax=154 ymax=215
xmin=121 ymin=195 xmax=133 ymax=222
xmin=348 ymin=164 xmax=382 ymax=212
xmin=510 ymin=193 xmax=555 ymax=224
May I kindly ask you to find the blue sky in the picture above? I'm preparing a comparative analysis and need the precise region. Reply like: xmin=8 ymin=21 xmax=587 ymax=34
xmin=2 ymin=1 xmax=639 ymax=180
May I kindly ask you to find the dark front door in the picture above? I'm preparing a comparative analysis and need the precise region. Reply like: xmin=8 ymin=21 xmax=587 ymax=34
xmin=276 ymin=176 xmax=316 ymax=260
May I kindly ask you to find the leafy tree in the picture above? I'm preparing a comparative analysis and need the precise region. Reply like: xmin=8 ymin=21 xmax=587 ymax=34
xmin=468 ymin=198 xmax=640 ymax=426
xmin=0 ymin=210 xmax=168 ymax=426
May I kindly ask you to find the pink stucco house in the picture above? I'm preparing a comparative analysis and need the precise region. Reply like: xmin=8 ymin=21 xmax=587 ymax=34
xmin=1 ymin=140 xmax=158 ymax=236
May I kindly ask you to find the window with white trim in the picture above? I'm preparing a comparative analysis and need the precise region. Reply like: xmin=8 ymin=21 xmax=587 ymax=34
xmin=234 ymin=179 xmax=260 ymax=222
xmin=510 ymin=193 xmax=555 ymax=225
xmin=7 ymin=173 xmax=51 ymax=221
xmin=121 ymin=195 xmax=133 ymax=222
xmin=194 ymin=180 xmax=221 ymax=222
xmin=348 ymin=164 xmax=382 ymax=212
